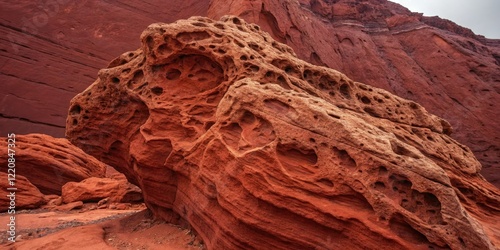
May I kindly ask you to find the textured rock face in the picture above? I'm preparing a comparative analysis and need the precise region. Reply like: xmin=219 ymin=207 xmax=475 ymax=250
xmin=207 ymin=0 xmax=500 ymax=187
xmin=0 ymin=173 xmax=45 ymax=212
xmin=62 ymin=177 xmax=142 ymax=204
xmin=67 ymin=16 xmax=500 ymax=249
xmin=1 ymin=0 xmax=498 ymax=187
xmin=0 ymin=0 xmax=210 ymax=137
xmin=0 ymin=134 xmax=106 ymax=195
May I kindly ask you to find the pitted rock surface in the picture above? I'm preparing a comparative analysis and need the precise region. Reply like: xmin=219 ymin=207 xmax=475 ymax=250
xmin=2 ymin=0 xmax=498 ymax=187
xmin=62 ymin=177 xmax=142 ymax=204
xmin=66 ymin=16 xmax=500 ymax=250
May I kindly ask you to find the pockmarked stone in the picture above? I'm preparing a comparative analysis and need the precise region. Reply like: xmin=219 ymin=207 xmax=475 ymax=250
xmin=66 ymin=16 xmax=500 ymax=250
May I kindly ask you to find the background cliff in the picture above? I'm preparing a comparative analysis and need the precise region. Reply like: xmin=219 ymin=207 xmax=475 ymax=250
xmin=1 ymin=0 xmax=498 ymax=186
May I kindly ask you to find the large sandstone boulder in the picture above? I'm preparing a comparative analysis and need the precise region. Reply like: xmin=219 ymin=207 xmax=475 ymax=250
xmin=0 ymin=134 xmax=107 ymax=195
xmin=2 ymin=0 xmax=498 ymax=188
xmin=207 ymin=0 xmax=500 ymax=185
xmin=62 ymin=177 xmax=142 ymax=204
xmin=66 ymin=16 xmax=500 ymax=249
xmin=0 ymin=173 xmax=45 ymax=212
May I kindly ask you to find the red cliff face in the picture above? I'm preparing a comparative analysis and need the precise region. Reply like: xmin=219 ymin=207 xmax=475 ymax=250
xmin=0 ymin=0 xmax=210 ymax=135
xmin=207 ymin=0 xmax=500 ymax=187
xmin=1 ymin=0 xmax=498 ymax=187
xmin=66 ymin=16 xmax=500 ymax=250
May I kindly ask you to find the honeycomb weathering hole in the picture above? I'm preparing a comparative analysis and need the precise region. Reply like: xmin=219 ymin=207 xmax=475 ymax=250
xmin=151 ymin=87 xmax=164 ymax=95
xmin=131 ymin=70 xmax=144 ymax=87
xmin=220 ymin=111 xmax=276 ymax=151
xmin=390 ymin=140 xmax=420 ymax=159
xmin=332 ymin=146 xmax=356 ymax=168
xmin=166 ymin=68 xmax=181 ymax=80
xmin=151 ymin=54 xmax=224 ymax=97
xmin=277 ymin=143 xmax=318 ymax=176
xmin=339 ymin=83 xmax=351 ymax=99
xmin=176 ymin=31 xmax=211 ymax=42
xmin=220 ymin=122 xmax=244 ymax=150
xmin=264 ymin=99 xmax=291 ymax=113
xmin=70 ymin=104 xmax=82 ymax=115
xmin=239 ymin=112 xmax=276 ymax=147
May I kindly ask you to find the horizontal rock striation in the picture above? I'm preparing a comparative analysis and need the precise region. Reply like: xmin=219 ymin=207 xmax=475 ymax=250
xmin=1 ymin=0 xmax=498 ymax=186
xmin=0 ymin=0 xmax=210 ymax=137
xmin=0 ymin=173 xmax=45 ymax=212
xmin=208 ymin=0 xmax=500 ymax=187
xmin=0 ymin=134 xmax=107 ymax=195
xmin=62 ymin=177 xmax=142 ymax=204
xmin=66 ymin=16 xmax=500 ymax=249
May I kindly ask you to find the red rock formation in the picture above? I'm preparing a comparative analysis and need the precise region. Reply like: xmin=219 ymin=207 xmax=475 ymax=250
xmin=62 ymin=177 xmax=142 ymax=204
xmin=1 ymin=0 xmax=498 ymax=187
xmin=207 ymin=0 xmax=500 ymax=186
xmin=0 ymin=173 xmax=45 ymax=212
xmin=51 ymin=201 xmax=84 ymax=212
xmin=0 ymin=134 xmax=106 ymax=195
xmin=66 ymin=16 xmax=500 ymax=249
xmin=0 ymin=0 xmax=210 ymax=137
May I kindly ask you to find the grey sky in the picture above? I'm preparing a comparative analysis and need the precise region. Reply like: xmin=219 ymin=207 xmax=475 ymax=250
xmin=390 ymin=0 xmax=500 ymax=39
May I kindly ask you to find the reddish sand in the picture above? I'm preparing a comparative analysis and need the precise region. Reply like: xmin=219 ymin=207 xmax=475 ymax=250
xmin=0 ymin=204 xmax=203 ymax=250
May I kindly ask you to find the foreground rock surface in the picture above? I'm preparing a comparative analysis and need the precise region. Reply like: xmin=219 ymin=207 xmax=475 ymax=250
xmin=0 ymin=134 xmax=107 ymax=195
xmin=67 ymin=16 xmax=500 ymax=249
xmin=1 ymin=0 xmax=498 ymax=187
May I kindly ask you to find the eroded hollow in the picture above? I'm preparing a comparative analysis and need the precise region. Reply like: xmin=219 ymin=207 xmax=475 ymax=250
xmin=277 ymin=143 xmax=318 ymax=176
xmin=264 ymin=99 xmax=291 ymax=114
xmin=70 ymin=104 xmax=82 ymax=115
xmin=339 ymin=83 xmax=351 ymax=99
xmin=151 ymin=54 xmax=224 ymax=97
xmin=390 ymin=140 xmax=420 ymax=159
xmin=176 ymin=31 xmax=211 ymax=42
xmin=166 ymin=68 xmax=181 ymax=80
xmin=331 ymin=146 xmax=356 ymax=168
xmin=127 ymin=70 xmax=145 ymax=89
xmin=220 ymin=111 xmax=276 ymax=151
xmin=389 ymin=213 xmax=431 ymax=245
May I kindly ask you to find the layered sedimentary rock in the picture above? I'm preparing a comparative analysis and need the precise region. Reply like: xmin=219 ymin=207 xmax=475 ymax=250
xmin=0 ymin=0 xmax=209 ymax=137
xmin=62 ymin=177 xmax=142 ymax=204
xmin=67 ymin=16 xmax=500 ymax=249
xmin=0 ymin=134 xmax=106 ymax=195
xmin=207 ymin=0 xmax=500 ymax=186
xmin=1 ymin=0 xmax=498 ymax=187
xmin=0 ymin=173 xmax=45 ymax=212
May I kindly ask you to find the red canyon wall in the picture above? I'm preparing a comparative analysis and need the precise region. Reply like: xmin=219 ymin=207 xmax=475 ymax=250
xmin=65 ymin=16 xmax=500 ymax=249
xmin=0 ymin=0 xmax=209 ymax=135
xmin=0 ymin=0 xmax=498 ymax=186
